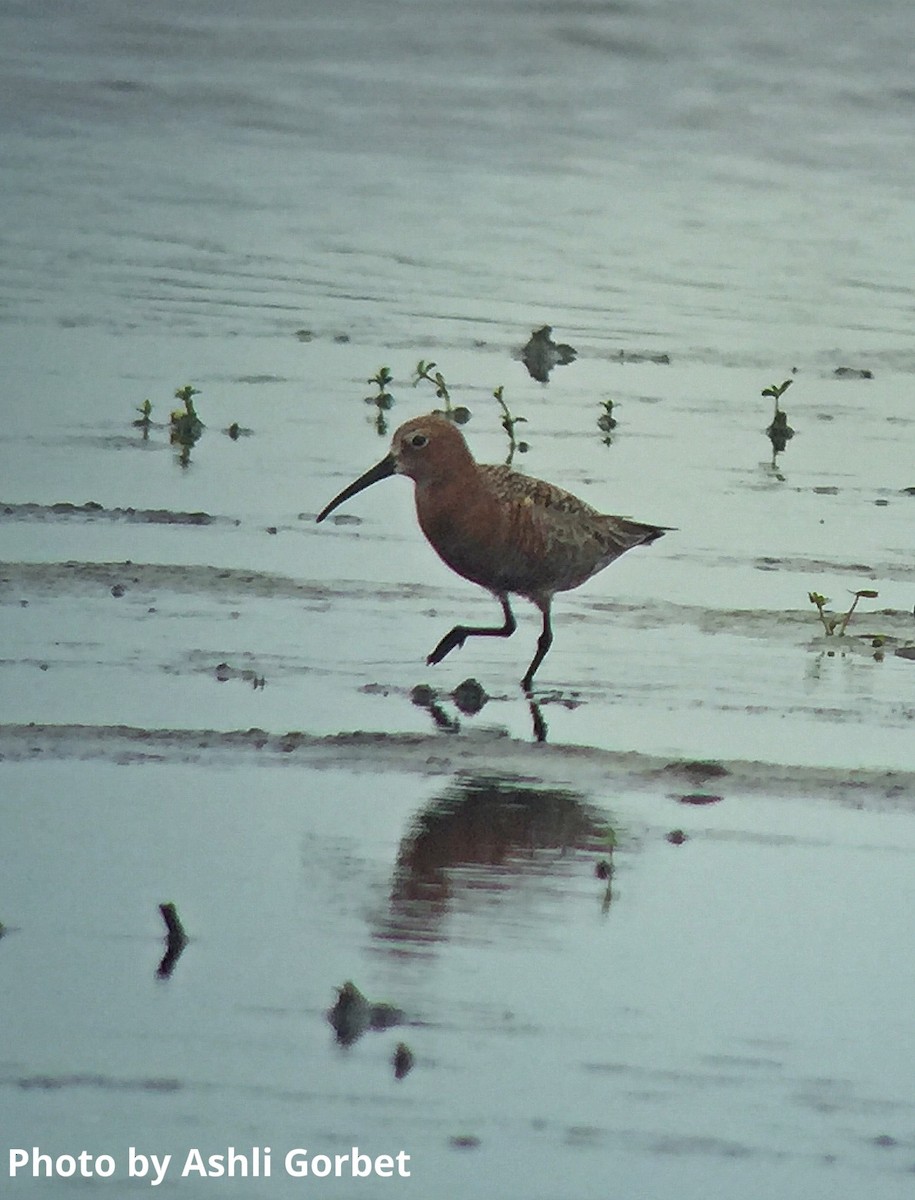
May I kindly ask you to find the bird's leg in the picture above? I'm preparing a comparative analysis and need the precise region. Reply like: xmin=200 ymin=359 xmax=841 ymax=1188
xmin=521 ymin=601 xmax=553 ymax=692
xmin=427 ymin=595 xmax=516 ymax=666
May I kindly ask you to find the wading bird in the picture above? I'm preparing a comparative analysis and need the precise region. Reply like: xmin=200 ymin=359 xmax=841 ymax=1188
xmin=317 ymin=413 xmax=668 ymax=690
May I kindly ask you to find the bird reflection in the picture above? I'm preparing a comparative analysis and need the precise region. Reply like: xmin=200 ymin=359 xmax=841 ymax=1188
xmin=372 ymin=776 xmax=617 ymax=952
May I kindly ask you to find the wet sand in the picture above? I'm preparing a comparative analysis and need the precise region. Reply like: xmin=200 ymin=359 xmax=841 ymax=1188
xmin=2 ymin=716 xmax=914 ymax=809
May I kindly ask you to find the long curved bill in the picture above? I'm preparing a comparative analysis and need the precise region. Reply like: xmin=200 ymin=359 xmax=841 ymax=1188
xmin=316 ymin=453 xmax=397 ymax=523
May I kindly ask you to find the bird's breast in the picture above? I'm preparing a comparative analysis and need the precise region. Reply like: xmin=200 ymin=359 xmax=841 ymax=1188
xmin=413 ymin=477 xmax=560 ymax=597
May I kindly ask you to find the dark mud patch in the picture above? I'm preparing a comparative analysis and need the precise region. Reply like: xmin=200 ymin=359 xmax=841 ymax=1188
xmin=0 ymin=501 xmax=225 ymax=526
xmin=664 ymin=759 xmax=730 ymax=783
xmin=584 ymin=597 xmax=915 ymax=643
xmin=665 ymin=550 xmax=915 ymax=587
xmin=7 ymin=1073 xmax=182 ymax=1093
xmin=833 ymin=366 xmax=874 ymax=380
xmin=0 ymin=561 xmax=439 ymax=605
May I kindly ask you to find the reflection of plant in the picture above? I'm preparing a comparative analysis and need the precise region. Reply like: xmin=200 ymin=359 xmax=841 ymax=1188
xmin=493 ymin=385 xmax=528 ymax=464
xmin=763 ymin=378 xmax=795 ymax=452
xmin=809 ymin=588 xmax=878 ymax=636
xmin=364 ymin=366 xmax=395 ymax=434
xmin=413 ymin=360 xmax=470 ymax=424
xmin=170 ymin=385 xmax=204 ymax=466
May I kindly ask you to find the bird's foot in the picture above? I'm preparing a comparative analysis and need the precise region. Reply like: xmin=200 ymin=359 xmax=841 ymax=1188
xmin=426 ymin=627 xmax=468 ymax=666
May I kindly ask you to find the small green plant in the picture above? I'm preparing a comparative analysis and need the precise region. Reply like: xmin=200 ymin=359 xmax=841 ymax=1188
xmin=364 ymin=366 xmax=395 ymax=434
xmin=170 ymin=385 xmax=204 ymax=466
xmin=762 ymin=379 xmax=793 ymax=405
xmin=173 ymin=384 xmax=201 ymax=407
xmin=413 ymin=360 xmax=470 ymax=424
xmin=493 ymin=385 xmax=528 ymax=464
xmin=171 ymin=385 xmax=202 ymax=430
xmin=763 ymin=378 xmax=795 ymax=452
xmin=808 ymin=588 xmax=878 ymax=636
xmin=597 ymin=398 xmax=617 ymax=444
xmin=133 ymin=399 xmax=153 ymax=436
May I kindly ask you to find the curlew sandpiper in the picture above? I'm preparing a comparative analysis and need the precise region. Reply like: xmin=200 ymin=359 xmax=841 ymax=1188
xmin=317 ymin=412 xmax=669 ymax=691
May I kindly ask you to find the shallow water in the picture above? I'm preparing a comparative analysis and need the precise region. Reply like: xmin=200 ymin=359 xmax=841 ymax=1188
xmin=1 ymin=0 xmax=914 ymax=1196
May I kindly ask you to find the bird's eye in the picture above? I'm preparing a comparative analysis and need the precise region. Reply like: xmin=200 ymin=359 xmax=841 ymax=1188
xmin=409 ymin=433 xmax=428 ymax=448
